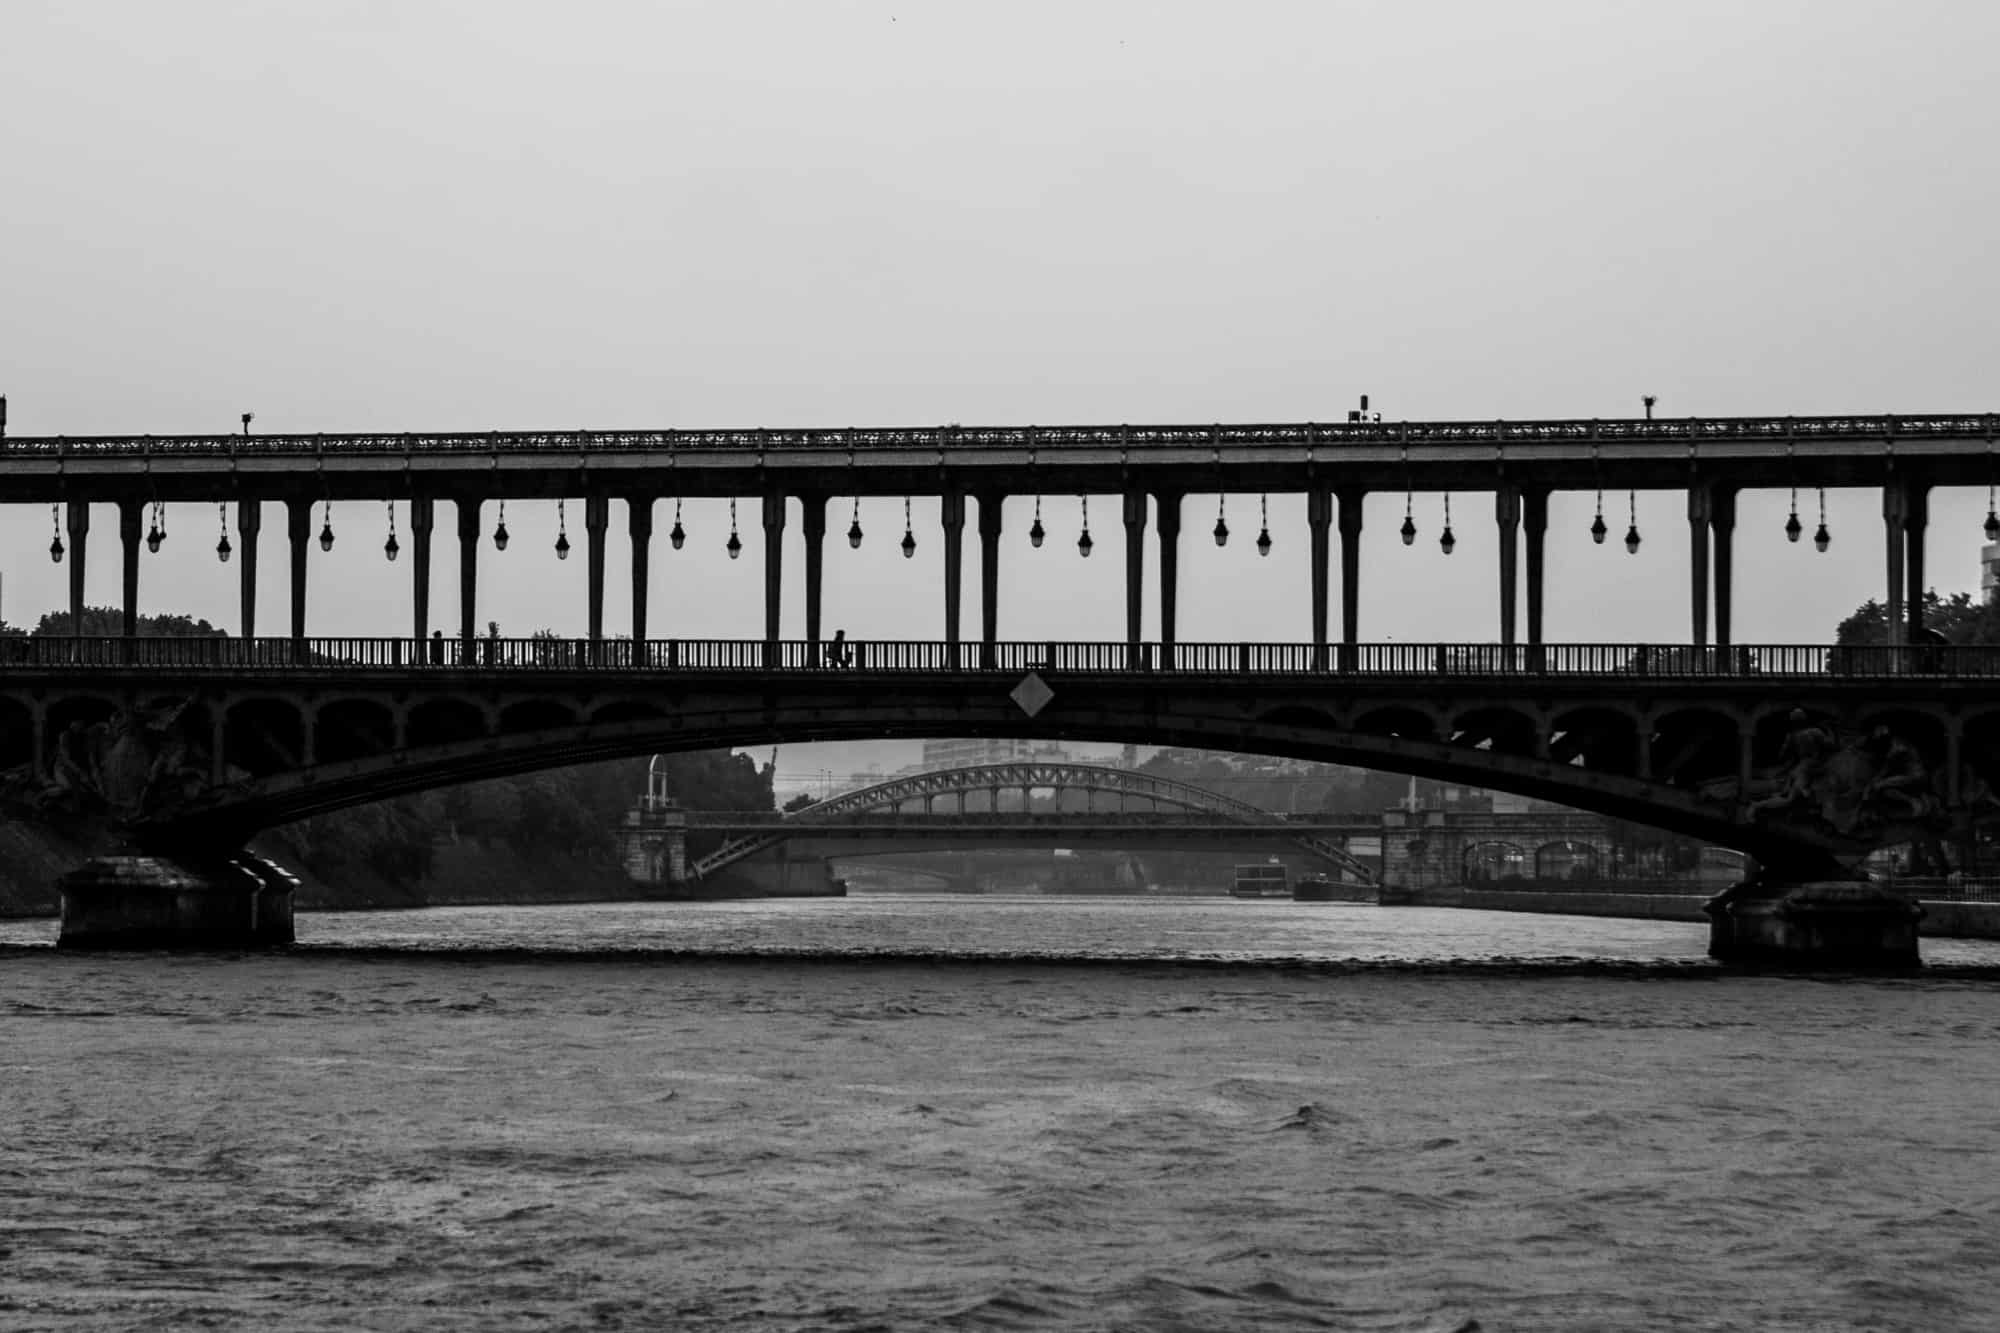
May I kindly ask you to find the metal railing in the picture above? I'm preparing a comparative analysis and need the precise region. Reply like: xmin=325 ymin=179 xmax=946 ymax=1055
xmin=1870 ymin=876 xmax=2000 ymax=903
xmin=2 ymin=414 xmax=1995 ymax=459
xmin=3 ymin=637 xmax=1999 ymax=677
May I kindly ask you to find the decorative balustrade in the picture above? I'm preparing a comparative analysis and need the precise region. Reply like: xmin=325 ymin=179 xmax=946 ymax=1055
xmin=2 ymin=637 xmax=1996 ymax=678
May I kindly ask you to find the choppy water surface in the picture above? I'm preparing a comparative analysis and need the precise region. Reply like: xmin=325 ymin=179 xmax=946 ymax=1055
xmin=5 ymin=896 xmax=2000 ymax=1331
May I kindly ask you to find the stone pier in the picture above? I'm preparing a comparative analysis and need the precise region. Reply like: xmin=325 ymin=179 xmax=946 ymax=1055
xmin=1704 ymin=877 xmax=1923 ymax=969
xmin=57 ymin=852 xmax=298 ymax=950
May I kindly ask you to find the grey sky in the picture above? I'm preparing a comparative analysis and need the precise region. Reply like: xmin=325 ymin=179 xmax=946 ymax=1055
xmin=4 ymin=0 xmax=1996 ymax=660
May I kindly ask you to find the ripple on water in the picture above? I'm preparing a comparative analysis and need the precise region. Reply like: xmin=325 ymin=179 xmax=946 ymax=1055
xmin=3 ymin=898 xmax=1999 ymax=1331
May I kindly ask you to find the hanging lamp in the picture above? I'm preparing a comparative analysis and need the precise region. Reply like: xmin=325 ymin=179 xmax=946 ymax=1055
xmin=725 ymin=498 xmax=741 ymax=560
xmin=1813 ymin=486 xmax=1830 ymax=552
xmin=215 ymin=502 xmax=232 ymax=563
xmin=1078 ymin=495 xmax=1093 ymax=557
xmin=900 ymin=496 xmax=916 ymax=558
xmin=1439 ymin=493 xmax=1456 ymax=555
xmin=384 ymin=501 xmax=400 ymax=561
xmin=319 ymin=498 xmax=335 ymax=552
xmin=848 ymin=496 xmax=863 ymax=549
xmin=1255 ymin=493 xmax=1271 ymax=557
xmin=1623 ymin=491 xmax=1641 ymax=554
xmin=1213 ymin=494 xmax=1229 ymax=547
xmin=49 ymin=503 xmax=63 ymax=563
xmin=494 ymin=500 xmax=510 ymax=551
xmin=555 ymin=498 xmax=570 ymax=560
xmin=670 ymin=497 xmax=686 ymax=550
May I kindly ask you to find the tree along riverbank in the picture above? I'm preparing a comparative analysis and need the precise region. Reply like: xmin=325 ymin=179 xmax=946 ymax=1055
xmin=0 ymin=747 xmax=775 ymax=919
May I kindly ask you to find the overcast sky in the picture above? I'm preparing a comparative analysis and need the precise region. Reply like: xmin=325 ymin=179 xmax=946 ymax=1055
xmin=4 ymin=0 xmax=1996 ymax=672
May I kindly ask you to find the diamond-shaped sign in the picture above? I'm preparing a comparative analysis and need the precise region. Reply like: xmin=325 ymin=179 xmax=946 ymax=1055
xmin=1011 ymin=671 xmax=1055 ymax=718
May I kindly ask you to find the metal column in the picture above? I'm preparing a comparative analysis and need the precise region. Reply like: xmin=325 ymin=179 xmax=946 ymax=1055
xmin=287 ymin=498 xmax=312 ymax=645
xmin=977 ymin=493 xmax=1004 ymax=668
xmin=455 ymin=498 xmax=481 ymax=653
xmin=629 ymin=497 xmax=654 ymax=649
xmin=1307 ymin=489 xmax=1332 ymax=669
xmin=1495 ymin=487 xmax=1520 ymax=648
xmin=1337 ymin=489 xmax=1364 ymax=670
xmin=941 ymin=491 xmax=965 ymax=664
xmin=800 ymin=494 xmax=827 ymax=648
xmin=1122 ymin=491 xmax=1146 ymax=666
xmin=237 ymin=500 xmax=262 ymax=641
xmin=1156 ymin=491 xmax=1181 ymax=666
xmin=409 ymin=497 xmax=433 ymax=642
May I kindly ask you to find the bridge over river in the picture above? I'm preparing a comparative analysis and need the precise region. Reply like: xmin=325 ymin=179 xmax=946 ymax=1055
xmin=9 ymin=407 xmax=1988 ymax=961
xmin=672 ymin=762 xmax=1383 ymax=882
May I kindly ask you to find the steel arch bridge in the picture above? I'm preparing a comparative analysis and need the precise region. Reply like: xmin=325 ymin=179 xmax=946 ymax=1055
xmin=687 ymin=761 xmax=1377 ymax=882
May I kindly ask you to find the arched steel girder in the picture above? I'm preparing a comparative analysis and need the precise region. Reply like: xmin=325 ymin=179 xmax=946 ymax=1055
xmin=134 ymin=693 xmax=1848 ymax=878
xmin=687 ymin=761 xmax=1374 ymax=882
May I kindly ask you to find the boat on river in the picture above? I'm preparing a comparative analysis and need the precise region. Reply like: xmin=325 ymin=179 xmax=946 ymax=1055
xmin=1231 ymin=863 xmax=1289 ymax=898
xmin=1292 ymin=874 xmax=1338 ymax=901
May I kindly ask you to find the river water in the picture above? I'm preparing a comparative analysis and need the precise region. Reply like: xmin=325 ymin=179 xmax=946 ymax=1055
xmin=5 ymin=895 xmax=2000 ymax=1331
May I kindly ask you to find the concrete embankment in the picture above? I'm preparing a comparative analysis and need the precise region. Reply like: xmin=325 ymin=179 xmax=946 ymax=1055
xmin=1398 ymin=885 xmax=2000 ymax=940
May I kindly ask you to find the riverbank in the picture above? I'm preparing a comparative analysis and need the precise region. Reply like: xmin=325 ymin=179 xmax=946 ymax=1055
xmin=0 ymin=815 xmax=823 ymax=920
xmin=1390 ymin=883 xmax=2000 ymax=940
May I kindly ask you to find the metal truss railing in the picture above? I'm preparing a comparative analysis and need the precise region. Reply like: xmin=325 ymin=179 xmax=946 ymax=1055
xmin=1 ymin=637 xmax=1995 ymax=678
xmin=2 ymin=414 xmax=1994 ymax=459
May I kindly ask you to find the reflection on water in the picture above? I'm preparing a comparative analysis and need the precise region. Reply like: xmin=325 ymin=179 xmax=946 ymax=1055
xmin=5 ymin=894 xmax=2000 ymax=1331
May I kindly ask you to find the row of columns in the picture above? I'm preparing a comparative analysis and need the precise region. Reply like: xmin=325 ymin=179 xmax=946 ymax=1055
xmin=59 ymin=483 xmax=1939 ymax=652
